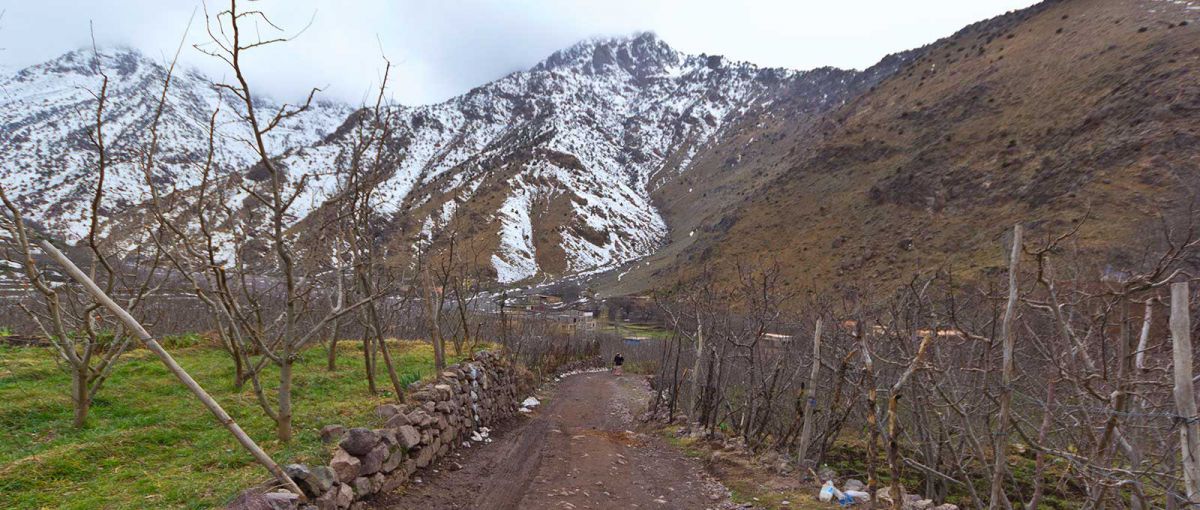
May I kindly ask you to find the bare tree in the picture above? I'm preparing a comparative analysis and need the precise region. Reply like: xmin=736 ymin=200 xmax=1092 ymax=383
xmin=144 ymin=0 xmax=381 ymax=442
xmin=0 ymin=40 xmax=163 ymax=428
xmin=330 ymin=57 xmax=409 ymax=399
xmin=0 ymin=23 xmax=303 ymax=496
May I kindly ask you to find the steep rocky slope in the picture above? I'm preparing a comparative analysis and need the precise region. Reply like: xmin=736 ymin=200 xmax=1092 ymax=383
xmin=595 ymin=0 xmax=1200 ymax=296
xmin=14 ymin=1 xmax=1180 ymax=296
xmin=0 ymin=48 xmax=352 ymax=241
xmin=284 ymin=33 xmax=911 ymax=283
xmin=2 ymin=37 xmax=917 ymax=287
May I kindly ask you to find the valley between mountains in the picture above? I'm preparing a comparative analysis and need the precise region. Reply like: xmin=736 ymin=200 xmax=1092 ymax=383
xmin=4 ymin=0 xmax=1195 ymax=296
xmin=5 ymin=1 xmax=1200 ymax=509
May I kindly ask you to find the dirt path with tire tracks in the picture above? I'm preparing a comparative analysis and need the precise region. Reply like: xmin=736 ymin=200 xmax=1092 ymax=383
xmin=371 ymin=371 xmax=735 ymax=510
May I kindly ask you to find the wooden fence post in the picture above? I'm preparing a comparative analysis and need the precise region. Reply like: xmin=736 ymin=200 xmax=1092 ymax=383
xmin=39 ymin=240 xmax=304 ymax=499
xmin=988 ymin=224 xmax=1021 ymax=510
xmin=1171 ymin=281 xmax=1200 ymax=502
xmin=795 ymin=318 xmax=822 ymax=468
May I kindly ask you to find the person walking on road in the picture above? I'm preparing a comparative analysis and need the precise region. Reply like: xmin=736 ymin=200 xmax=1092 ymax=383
xmin=613 ymin=353 xmax=625 ymax=376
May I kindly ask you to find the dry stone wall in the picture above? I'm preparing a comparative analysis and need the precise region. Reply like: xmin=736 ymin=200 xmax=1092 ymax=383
xmin=228 ymin=351 xmax=532 ymax=510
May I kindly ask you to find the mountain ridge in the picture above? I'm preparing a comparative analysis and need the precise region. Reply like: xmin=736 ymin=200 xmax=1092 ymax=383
xmin=272 ymin=32 xmax=910 ymax=283
xmin=2 ymin=32 xmax=916 ymax=286
xmin=0 ymin=46 xmax=353 ymax=240
xmin=589 ymin=0 xmax=1200 ymax=298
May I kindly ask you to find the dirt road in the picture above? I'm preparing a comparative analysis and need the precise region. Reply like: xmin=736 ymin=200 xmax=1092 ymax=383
xmin=372 ymin=371 xmax=735 ymax=510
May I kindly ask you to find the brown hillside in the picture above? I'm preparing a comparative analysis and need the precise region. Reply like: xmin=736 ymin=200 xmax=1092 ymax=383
xmin=597 ymin=0 xmax=1200 ymax=297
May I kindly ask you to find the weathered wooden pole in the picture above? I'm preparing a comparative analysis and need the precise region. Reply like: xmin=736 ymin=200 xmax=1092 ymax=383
xmin=39 ymin=240 xmax=304 ymax=499
xmin=1171 ymin=281 xmax=1200 ymax=502
xmin=795 ymin=318 xmax=823 ymax=467
xmin=1136 ymin=298 xmax=1154 ymax=373
xmin=690 ymin=320 xmax=706 ymax=417
xmin=988 ymin=224 xmax=1021 ymax=510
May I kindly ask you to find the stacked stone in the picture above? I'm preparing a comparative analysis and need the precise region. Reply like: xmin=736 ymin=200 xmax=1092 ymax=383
xmin=241 ymin=351 xmax=527 ymax=510
xmin=552 ymin=354 xmax=605 ymax=375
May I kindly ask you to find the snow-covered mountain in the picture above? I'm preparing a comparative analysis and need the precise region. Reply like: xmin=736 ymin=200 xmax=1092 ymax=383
xmin=0 ymin=48 xmax=352 ymax=240
xmin=281 ymin=33 xmax=904 ymax=283
xmin=1 ymin=35 xmax=910 ymax=285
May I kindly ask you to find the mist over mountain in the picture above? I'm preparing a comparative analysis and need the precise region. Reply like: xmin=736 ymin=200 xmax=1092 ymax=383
xmin=0 ymin=47 xmax=352 ymax=240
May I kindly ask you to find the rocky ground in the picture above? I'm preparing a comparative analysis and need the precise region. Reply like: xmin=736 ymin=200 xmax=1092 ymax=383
xmin=371 ymin=371 xmax=735 ymax=509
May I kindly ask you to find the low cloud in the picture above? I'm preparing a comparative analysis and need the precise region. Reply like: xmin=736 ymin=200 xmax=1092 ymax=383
xmin=0 ymin=0 xmax=1038 ymax=106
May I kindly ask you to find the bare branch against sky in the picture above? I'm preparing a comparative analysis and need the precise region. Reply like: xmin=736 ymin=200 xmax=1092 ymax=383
xmin=0 ymin=0 xmax=1038 ymax=105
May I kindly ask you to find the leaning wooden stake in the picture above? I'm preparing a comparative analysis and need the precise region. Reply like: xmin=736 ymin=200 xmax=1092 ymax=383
xmin=1171 ymin=281 xmax=1200 ymax=502
xmin=39 ymin=240 xmax=304 ymax=499
xmin=988 ymin=224 xmax=1021 ymax=510
xmin=795 ymin=318 xmax=822 ymax=468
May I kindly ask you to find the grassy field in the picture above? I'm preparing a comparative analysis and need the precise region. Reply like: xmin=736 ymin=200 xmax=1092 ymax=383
xmin=0 ymin=339 xmax=464 ymax=509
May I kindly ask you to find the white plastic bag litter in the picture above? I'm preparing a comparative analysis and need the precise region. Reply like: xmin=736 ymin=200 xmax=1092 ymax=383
xmin=819 ymin=481 xmax=835 ymax=502
xmin=844 ymin=490 xmax=870 ymax=503
xmin=819 ymin=481 xmax=846 ymax=502
xmin=521 ymin=397 xmax=540 ymax=408
xmin=820 ymin=481 xmax=858 ymax=505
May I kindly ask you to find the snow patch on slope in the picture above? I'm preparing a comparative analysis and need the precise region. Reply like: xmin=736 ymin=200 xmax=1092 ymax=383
xmin=273 ymin=33 xmax=801 ymax=282
xmin=0 ymin=48 xmax=352 ymax=242
xmin=491 ymin=186 xmax=539 ymax=283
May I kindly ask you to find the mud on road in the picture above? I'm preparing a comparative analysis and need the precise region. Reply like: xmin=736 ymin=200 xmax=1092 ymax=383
xmin=371 ymin=371 xmax=735 ymax=510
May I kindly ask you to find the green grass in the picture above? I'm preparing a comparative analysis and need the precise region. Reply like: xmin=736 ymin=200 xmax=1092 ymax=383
xmin=0 ymin=339 xmax=464 ymax=509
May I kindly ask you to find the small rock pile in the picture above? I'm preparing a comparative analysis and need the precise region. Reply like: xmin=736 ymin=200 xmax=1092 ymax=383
xmin=229 ymin=351 xmax=531 ymax=510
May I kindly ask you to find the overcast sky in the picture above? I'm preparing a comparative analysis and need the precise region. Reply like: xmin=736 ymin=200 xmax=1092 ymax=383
xmin=0 ymin=0 xmax=1039 ymax=106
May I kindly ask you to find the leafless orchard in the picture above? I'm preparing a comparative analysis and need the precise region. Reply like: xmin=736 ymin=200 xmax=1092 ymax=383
xmin=2 ymin=2 xmax=1199 ymax=508
xmin=0 ymin=0 xmax=603 ymax=498
xmin=649 ymin=218 xmax=1200 ymax=508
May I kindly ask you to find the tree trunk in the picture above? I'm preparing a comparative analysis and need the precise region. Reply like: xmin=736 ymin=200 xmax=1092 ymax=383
xmin=989 ymin=224 xmax=1021 ymax=510
xmin=858 ymin=320 xmax=880 ymax=504
xmin=887 ymin=395 xmax=903 ymax=510
xmin=1136 ymin=298 xmax=1153 ymax=372
xmin=1171 ymin=281 xmax=1200 ymax=502
xmin=224 ymin=324 xmax=247 ymax=390
xmin=363 ymin=334 xmax=377 ymax=393
xmin=327 ymin=318 xmax=340 ymax=371
xmin=72 ymin=366 xmax=90 ymax=428
xmin=425 ymin=267 xmax=446 ymax=370
xmin=1026 ymin=380 xmax=1054 ymax=510
xmin=377 ymin=336 xmax=406 ymax=401
xmin=232 ymin=338 xmax=246 ymax=389
xmin=796 ymin=318 xmax=822 ymax=468
xmin=887 ymin=331 xmax=935 ymax=510
xmin=499 ymin=293 xmax=509 ymax=349
xmin=278 ymin=358 xmax=293 ymax=443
